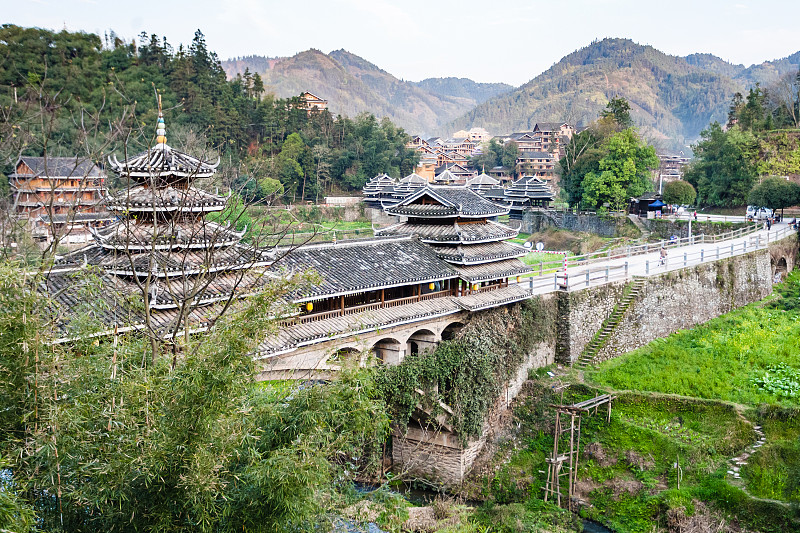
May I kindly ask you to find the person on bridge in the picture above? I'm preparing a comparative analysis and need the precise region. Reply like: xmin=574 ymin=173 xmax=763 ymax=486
xmin=660 ymin=247 xmax=668 ymax=267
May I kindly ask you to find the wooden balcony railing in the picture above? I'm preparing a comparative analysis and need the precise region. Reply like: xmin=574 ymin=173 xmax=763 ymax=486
xmin=282 ymin=289 xmax=452 ymax=326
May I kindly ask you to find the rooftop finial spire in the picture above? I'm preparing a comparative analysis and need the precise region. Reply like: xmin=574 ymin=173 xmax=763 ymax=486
xmin=155 ymin=92 xmax=167 ymax=146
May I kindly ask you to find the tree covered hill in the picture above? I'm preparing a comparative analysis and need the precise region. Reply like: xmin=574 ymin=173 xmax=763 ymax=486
xmin=221 ymin=50 xmax=511 ymax=136
xmin=447 ymin=38 xmax=800 ymax=151
xmin=411 ymin=77 xmax=513 ymax=104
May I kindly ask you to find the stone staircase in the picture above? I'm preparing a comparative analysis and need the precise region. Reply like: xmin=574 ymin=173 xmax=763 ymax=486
xmin=577 ymin=277 xmax=646 ymax=368
xmin=627 ymin=214 xmax=651 ymax=242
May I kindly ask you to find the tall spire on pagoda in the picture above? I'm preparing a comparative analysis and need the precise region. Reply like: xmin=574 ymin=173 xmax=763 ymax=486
xmin=156 ymin=93 xmax=167 ymax=147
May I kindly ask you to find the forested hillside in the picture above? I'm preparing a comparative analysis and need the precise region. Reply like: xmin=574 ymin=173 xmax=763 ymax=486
xmin=221 ymin=51 xmax=507 ymax=136
xmin=411 ymin=77 xmax=512 ymax=104
xmin=448 ymin=38 xmax=800 ymax=151
xmin=0 ymin=25 xmax=417 ymax=203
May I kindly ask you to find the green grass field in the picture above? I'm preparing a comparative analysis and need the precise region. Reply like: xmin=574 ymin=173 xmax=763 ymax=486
xmin=588 ymin=284 xmax=800 ymax=406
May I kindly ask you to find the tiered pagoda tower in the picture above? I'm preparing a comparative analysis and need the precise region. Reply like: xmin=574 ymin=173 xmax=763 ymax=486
xmin=377 ymin=185 xmax=531 ymax=294
xmin=503 ymin=176 xmax=555 ymax=219
xmin=48 ymin=107 xmax=273 ymax=333
xmin=362 ymin=173 xmax=398 ymax=208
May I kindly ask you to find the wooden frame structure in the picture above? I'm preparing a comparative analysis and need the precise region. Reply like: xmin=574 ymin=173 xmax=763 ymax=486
xmin=543 ymin=393 xmax=615 ymax=510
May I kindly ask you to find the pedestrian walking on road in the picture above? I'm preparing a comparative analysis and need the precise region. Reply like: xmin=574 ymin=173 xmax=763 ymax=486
xmin=767 ymin=217 xmax=772 ymax=231
xmin=660 ymin=247 xmax=668 ymax=267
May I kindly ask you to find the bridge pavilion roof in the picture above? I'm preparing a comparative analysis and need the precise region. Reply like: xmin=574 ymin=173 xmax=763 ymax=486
xmin=377 ymin=219 xmax=518 ymax=244
xmin=384 ymin=185 xmax=508 ymax=219
xmin=273 ymin=235 xmax=458 ymax=303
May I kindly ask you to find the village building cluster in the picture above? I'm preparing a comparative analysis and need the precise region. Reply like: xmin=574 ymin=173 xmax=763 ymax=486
xmin=407 ymin=122 xmax=575 ymax=185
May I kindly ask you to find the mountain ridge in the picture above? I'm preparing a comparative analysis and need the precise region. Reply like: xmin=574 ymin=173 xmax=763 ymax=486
xmin=222 ymin=40 xmax=800 ymax=147
xmin=221 ymin=50 xmax=510 ymax=136
xmin=446 ymin=38 xmax=800 ymax=150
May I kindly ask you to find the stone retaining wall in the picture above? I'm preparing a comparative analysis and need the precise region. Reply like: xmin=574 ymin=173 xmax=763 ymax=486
xmin=556 ymin=250 xmax=773 ymax=365
xmin=521 ymin=211 xmax=621 ymax=237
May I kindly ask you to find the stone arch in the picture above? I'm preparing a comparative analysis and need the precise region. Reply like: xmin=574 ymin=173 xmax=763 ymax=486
xmin=371 ymin=337 xmax=404 ymax=365
xmin=326 ymin=347 xmax=362 ymax=368
xmin=440 ymin=321 xmax=465 ymax=341
xmin=771 ymin=255 xmax=789 ymax=283
xmin=405 ymin=328 xmax=438 ymax=357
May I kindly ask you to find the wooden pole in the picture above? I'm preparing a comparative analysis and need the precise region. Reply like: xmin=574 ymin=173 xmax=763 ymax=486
xmin=573 ymin=414 xmax=582 ymax=499
xmin=340 ymin=295 xmax=345 ymax=315
xmin=568 ymin=413 xmax=575 ymax=510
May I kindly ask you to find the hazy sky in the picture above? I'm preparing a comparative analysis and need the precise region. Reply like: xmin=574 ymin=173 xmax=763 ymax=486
xmin=6 ymin=0 xmax=800 ymax=86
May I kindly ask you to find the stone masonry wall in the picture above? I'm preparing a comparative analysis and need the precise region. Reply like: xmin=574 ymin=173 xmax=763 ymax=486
xmin=391 ymin=298 xmax=557 ymax=486
xmin=556 ymin=281 xmax=626 ymax=364
xmin=565 ymin=250 xmax=773 ymax=365
xmin=521 ymin=211 xmax=620 ymax=237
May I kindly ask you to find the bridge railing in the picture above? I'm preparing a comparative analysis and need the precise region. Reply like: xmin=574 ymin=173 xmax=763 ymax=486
xmin=546 ymin=225 xmax=797 ymax=291
xmin=522 ymin=222 xmax=777 ymax=279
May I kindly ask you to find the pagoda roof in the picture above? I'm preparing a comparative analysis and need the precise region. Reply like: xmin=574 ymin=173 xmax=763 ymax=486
xmin=385 ymin=185 xmax=509 ymax=218
xmin=505 ymin=176 xmax=555 ymax=200
xmin=273 ymin=236 xmax=458 ymax=303
xmin=467 ymin=173 xmax=500 ymax=186
xmin=42 ymin=268 xmax=273 ymax=338
xmin=106 ymin=185 xmax=227 ymax=213
xmin=400 ymin=172 xmax=428 ymax=184
xmin=108 ymin=144 xmax=219 ymax=180
xmin=452 ymin=258 xmax=532 ymax=283
xmin=429 ymin=241 xmax=528 ymax=265
xmin=376 ymin=219 xmax=517 ymax=244
xmin=90 ymin=220 xmax=245 ymax=251
xmin=53 ymin=242 xmax=272 ymax=278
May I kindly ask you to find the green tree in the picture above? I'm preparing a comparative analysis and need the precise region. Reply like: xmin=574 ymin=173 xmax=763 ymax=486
xmin=501 ymin=141 xmax=520 ymax=172
xmin=748 ymin=176 xmax=800 ymax=216
xmin=601 ymin=96 xmax=634 ymax=130
xmin=581 ymin=128 xmax=658 ymax=210
xmin=559 ymin=127 xmax=603 ymax=206
xmin=470 ymin=138 xmax=503 ymax=171
xmin=0 ymin=257 xmax=389 ymax=532
xmin=276 ymin=132 xmax=307 ymax=202
xmin=684 ymin=123 xmax=759 ymax=207
xmin=662 ymin=180 xmax=697 ymax=206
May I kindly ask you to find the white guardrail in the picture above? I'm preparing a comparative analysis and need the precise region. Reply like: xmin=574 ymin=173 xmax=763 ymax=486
xmin=517 ymin=224 xmax=797 ymax=293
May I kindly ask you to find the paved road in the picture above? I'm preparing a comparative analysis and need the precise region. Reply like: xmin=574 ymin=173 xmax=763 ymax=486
xmin=515 ymin=223 xmax=796 ymax=295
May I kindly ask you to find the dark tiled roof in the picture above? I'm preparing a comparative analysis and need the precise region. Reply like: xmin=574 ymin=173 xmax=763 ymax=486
xmin=272 ymin=236 xmax=458 ymax=302
xmin=452 ymin=259 xmax=532 ymax=282
xmin=430 ymin=241 xmax=528 ymax=264
xmin=54 ymin=242 xmax=269 ymax=277
xmin=385 ymin=186 xmax=509 ymax=218
xmin=13 ymin=156 xmax=102 ymax=179
xmin=533 ymin=122 xmax=565 ymax=132
xmin=466 ymin=173 xmax=500 ymax=187
xmin=42 ymin=268 xmax=271 ymax=338
xmin=108 ymin=145 xmax=219 ymax=180
xmin=376 ymin=220 xmax=517 ymax=244
xmin=106 ymin=185 xmax=227 ymax=213
xmin=454 ymin=284 xmax=532 ymax=311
